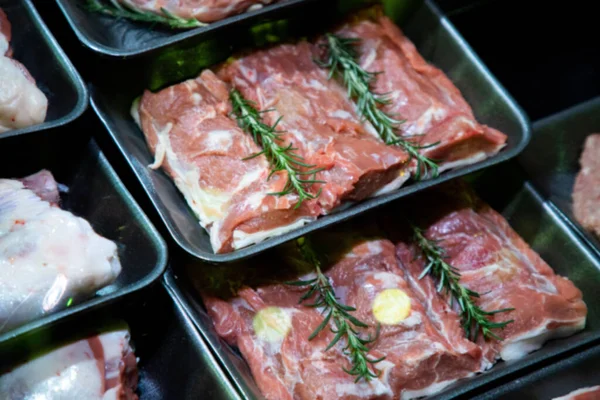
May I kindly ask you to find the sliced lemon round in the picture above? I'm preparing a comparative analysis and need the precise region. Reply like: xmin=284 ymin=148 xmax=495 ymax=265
xmin=372 ymin=288 xmax=411 ymax=325
xmin=253 ymin=306 xmax=292 ymax=342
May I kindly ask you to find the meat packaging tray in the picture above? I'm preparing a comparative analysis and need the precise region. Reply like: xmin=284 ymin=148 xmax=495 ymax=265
xmin=55 ymin=0 xmax=321 ymax=58
xmin=163 ymin=160 xmax=600 ymax=400
xmin=90 ymin=0 xmax=530 ymax=263
xmin=519 ymin=96 xmax=600 ymax=259
xmin=0 ymin=0 xmax=87 ymax=140
xmin=0 ymin=280 xmax=240 ymax=400
xmin=0 ymin=113 xmax=167 ymax=344
xmin=473 ymin=345 xmax=600 ymax=399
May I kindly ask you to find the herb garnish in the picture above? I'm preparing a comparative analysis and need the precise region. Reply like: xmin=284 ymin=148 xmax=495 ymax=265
xmin=288 ymin=237 xmax=384 ymax=382
xmin=85 ymin=0 xmax=205 ymax=29
xmin=316 ymin=34 xmax=439 ymax=180
xmin=412 ymin=226 xmax=514 ymax=341
xmin=230 ymin=89 xmax=324 ymax=208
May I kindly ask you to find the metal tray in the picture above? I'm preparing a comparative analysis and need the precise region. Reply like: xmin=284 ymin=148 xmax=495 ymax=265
xmin=164 ymin=161 xmax=600 ymax=400
xmin=0 ymin=0 xmax=88 ymax=140
xmin=0 ymin=112 xmax=168 ymax=344
xmin=0 ymin=280 xmax=240 ymax=400
xmin=519 ymin=96 xmax=600 ymax=260
xmin=473 ymin=344 xmax=600 ymax=399
xmin=55 ymin=0 xmax=321 ymax=58
xmin=91 ymin=0 xmax=530 ymax=262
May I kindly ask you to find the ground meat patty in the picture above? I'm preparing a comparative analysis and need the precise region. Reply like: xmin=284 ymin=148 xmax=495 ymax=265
xmin=573 ymin=133 xmax=600 ymax=237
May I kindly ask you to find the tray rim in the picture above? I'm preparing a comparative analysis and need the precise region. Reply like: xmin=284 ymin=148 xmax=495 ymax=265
xmin=0 ymin=138 xmax=169 ymax=345
xmin=162 ymin=181 xmax=600 ymax=400
xmin=0 ymin=0 xmax=89 ymax=140
xmin=90 ymin=0 xmax=531 ymax=263
xmin=55 ymin=0 xmax=321 ymax=58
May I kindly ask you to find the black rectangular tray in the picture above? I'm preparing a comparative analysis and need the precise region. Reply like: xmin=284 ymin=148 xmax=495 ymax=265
xmin=56 ymin=0 xmax=321 ymax=58
xmin=0 ymin=112 xmax=168 ymax=344
xmin=473 ymin=344 xmax=600 ymax=399
xmin=164 ymin=161 xmax=600 ymax=400
xmin=519 ymin=96 xmax=600 ymax=260
xmin=0 ymin=0 xmax=88 ymax=140
xmin=91 ymin=0 xmax=530 ymax=263
xmin=0 ymin=280 xmax=240 ymax=400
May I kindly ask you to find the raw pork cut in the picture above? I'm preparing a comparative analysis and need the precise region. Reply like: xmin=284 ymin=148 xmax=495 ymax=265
xmin=0 ymin=170 xmax=121 ymax=332
xmin=203 ymin=238 xmax=483 ymax=400
xmin=117 ymin=0 xmax=277 ymax=23
xmin=393 ymin=181 xmax=587 ymax=363
xmin=218 ymin=41 xmax=409 ymax=210
xmin=0 ymin=328 xmax=138 ymax=399
xmin=135 ymin=70 xmax=321 ymax=253
xmin=573 ymin=133 xmax=600 ymax=237
xmin=331 ymin=12 xmax=507 ymax=175
xmin=0 ymin=8 xmax=48 ymax=133
xmin=554 ymin=386 xmax=600 ymax=400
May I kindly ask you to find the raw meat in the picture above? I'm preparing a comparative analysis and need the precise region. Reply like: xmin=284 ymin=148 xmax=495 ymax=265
xmin=573 ymin=133 xmax=600 ymax=237
xmin=218 ymin=41 xmax=410 ymax=210
xmin=117 ymin=0 xmax=277 ymax=23
xmin=203 ymin=238 xmax=483 ymax=400
xmin=135 ymin=70 xmax=320 ymax=253
xmin=0 ymin=8 xmax=48 ymax=133
xmin=554 ymin=386 xmax=600 ymax=400
xmin=331 ymin=12 xmax=507 ymax=175
xmin=0 ymin=328 xmax=138 ymax=399
xmin=0 ymin=170 xmax=121 ymax=332
xmin=393 ymin=181 xmax=587 ymax=363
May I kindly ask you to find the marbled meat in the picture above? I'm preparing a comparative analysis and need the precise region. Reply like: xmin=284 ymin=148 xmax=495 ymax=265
xmin=573 ymin=133 xmax=600 ymax=237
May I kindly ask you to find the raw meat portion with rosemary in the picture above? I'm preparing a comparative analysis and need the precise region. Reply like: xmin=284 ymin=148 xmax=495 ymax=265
xmin=217 ymin=41 xmax=410 ymax=212
xmin=201 ymin=237 xmax=483 ymax=400
xmin=134 ymin=70 xmax=320 ymax=253
xmin=392 ymin=181 xmax=587 ymax=363
xmin=329 ymin=11 xmax=507 ymax=175
xmin=0 ymin=8 xmax=48 ymax=133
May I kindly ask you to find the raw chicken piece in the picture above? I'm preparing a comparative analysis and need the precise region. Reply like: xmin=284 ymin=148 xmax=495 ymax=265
xmin=0 ymin=170 xmax=121 ymax=332
xmin=135 ymin=70 xmax=320 ymax=253
xmin=331 ymin=11 xmax=507 ymax=175
xmin=573 ymin=133 xmax=600 ymax=237
xmin=0 ymin=8 xmax=48 ymax=134
xmin=117 ymin=0 xmax=276 ymax=23
xmin=0 ymin=329 xmax=139 ymax=399
xmin=393 ymin=181 xmax=587 ymax=363
xmin=218 ymin=41 xmax=409 ymax=210
xmin=203 ymin=238 xmax=483 ymax=400
xmin=554 ymin=386 xmax=600 ymax=400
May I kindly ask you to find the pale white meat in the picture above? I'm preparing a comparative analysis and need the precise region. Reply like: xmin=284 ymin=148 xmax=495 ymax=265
xmin=0 ymin=178 xmax=121 ymax=332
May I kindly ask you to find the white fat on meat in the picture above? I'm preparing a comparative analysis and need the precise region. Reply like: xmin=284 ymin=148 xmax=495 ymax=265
xmin=0 ymin=56 xmax=48 ymax=133
xmin=231 ymin=217 xmax=315 ymax=250
xmin=0 ymin=179 xmax=121 ymax=332
xmin=553 ymin=386 xmax=600 ymax=400
xmin=0 ymin=329 xmax=137 ymax=400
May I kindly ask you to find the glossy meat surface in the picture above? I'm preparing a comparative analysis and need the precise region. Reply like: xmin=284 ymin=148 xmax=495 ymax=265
xmin=118 ymin=0 xmax=276 ymax=23
xmin=204 ymin=239 xmax=483 ymax=400
xmin=573 ymin=133 xmax=600 ymax=237
xmin=332 ymin=14 xmax=507 ymax=174
xmin=0 ymin=8 xmax=47 ymax=134
xmin=0 ymin=171 xmax=121 ymax=332
xmin=0 ymin=329 xmax=138 ymax=400
xmin=554 ymin=386 xmax=600 ymax=400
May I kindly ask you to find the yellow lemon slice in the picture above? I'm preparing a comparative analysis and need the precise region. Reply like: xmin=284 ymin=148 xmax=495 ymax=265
xmin=372 ymin=288 xmax=411 ymax=325
xmin=253 ymin=307 xmax=292 ymax=342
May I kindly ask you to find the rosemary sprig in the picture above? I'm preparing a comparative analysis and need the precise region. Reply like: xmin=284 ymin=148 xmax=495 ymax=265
xmin=85 ymin=0 xmax=205 ymax=29
xmin=287 ymin=237 xmax=384 ymax=383
xmin=316 ymin=34 xmax=440 ymax=180
xmin=412 ymin=226 xmax=514 ymax=341
xmin=230 ymin=89 xmax=324 ymax=209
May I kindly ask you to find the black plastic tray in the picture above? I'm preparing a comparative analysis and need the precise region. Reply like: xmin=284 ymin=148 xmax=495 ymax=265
xmin=473 ymin=345 xmax=600 ymax=399
xmin=519 ymin=96 xmax=600 ymax=260
xmin=0 ymin=113 xmax=167 ymax=344
xmin=0 ymin=0 xmax=87 ymax=140
xmin=0 ymin=280 xmax=240 ymax=400
xmin=164 ymin=161 xmax=600 ymax=400
xmin=56 ymin=0 xmax=321 ymax=58
xmin=91 ymin=0 xmax=530 ymax=263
